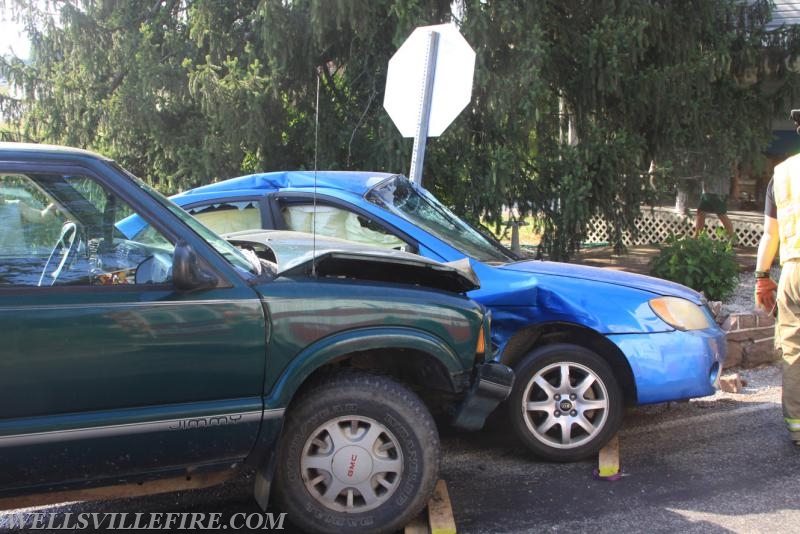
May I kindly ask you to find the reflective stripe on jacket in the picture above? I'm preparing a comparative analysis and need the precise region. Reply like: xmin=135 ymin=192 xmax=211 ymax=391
xmin=772 ymin=154 xmax=800 ymax=264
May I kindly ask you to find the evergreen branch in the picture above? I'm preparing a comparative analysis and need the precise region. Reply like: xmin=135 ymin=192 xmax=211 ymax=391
xmin=347 ymin=77 xmax=378 ymax=167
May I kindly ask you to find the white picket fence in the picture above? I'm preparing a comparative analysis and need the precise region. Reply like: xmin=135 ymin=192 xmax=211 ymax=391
xmin=584 ymin=207 xmax=763 ymax=248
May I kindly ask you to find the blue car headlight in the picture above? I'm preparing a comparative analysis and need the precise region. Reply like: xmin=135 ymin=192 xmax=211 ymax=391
xmin=649 ymin=296 xmax=712 ymax=331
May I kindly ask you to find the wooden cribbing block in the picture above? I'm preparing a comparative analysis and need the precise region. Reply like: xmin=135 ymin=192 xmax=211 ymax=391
xmin=595 ymin=432 xmax=622 ymax=480
xmin=428 ymin=479 xmax=457 ymax=534
xmin=404 ymin=479 xmax=457 ymax=534
xmin=404 ymin=511 xmax=429 ymax=534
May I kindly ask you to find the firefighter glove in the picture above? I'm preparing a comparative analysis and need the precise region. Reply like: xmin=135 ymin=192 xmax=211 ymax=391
xmin=755 ymin=277 xmax=777 ymax=315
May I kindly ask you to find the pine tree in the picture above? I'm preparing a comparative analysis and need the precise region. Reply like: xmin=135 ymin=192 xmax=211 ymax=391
xmin=1 ymin=0 xmax=797 ymax=259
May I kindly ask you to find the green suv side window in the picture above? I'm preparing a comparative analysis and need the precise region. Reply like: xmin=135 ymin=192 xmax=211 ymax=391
xmin=0 ymin=173 xmax=175 ymax=287
xmin=0 ymin=174 xmax=62 ymax=258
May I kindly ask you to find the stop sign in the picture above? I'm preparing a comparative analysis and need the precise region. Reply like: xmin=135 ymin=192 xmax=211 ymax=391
xmin=384 ymin=23 xmax=475 ymax=138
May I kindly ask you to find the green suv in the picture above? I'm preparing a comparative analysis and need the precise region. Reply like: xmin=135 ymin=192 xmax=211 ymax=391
xmin=0 ymin=143 xmax=512 ymax=534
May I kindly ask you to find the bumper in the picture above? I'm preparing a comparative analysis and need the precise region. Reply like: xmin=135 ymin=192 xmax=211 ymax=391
xmin=451 ymin=361 xmax=514 ymax=431
xmin=609 ymin=326 xmax=726 ymax=404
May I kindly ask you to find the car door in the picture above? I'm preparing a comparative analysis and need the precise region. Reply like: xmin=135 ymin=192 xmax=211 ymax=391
xmin=0 ymin=168 xmax=267 ymax=492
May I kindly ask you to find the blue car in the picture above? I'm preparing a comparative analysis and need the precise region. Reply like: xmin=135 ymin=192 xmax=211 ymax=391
xmin=155 ymin=171 xmax=726 ymax=461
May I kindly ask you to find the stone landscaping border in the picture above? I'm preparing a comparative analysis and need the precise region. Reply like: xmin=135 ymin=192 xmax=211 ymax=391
xmin=711 ymin=305 xmax=780 ymax=368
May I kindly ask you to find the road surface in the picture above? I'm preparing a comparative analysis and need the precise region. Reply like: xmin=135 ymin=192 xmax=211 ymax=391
xmin=1 ymin=365 xmax=797 ymax=533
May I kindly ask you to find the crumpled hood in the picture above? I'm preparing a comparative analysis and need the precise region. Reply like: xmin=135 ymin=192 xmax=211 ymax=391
xmin=279 ymin=250 xmax=479 ymax=293
xmin=499 ymin=259 xmax=705 ymax=304
xmin=225 ymin=229 xmax=480 ymax=293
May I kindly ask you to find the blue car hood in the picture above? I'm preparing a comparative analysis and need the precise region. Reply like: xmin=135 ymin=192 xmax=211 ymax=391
xmin=498 ymin=260 xmax=705 ymax=304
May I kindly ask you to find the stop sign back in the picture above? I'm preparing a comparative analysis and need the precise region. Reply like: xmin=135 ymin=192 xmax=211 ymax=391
xmin=383 ymin=23 xmax=475 ymax=138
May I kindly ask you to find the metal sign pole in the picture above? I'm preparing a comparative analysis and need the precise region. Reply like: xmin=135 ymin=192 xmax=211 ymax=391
xmin=384 ymin=24 xmax=475 ymax=183
xmin=409 ymin=30 xmax=439 ymax=187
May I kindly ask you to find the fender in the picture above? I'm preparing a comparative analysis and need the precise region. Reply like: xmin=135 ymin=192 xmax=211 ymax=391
xmin=262 ymin=326 xmax=465 ymax=410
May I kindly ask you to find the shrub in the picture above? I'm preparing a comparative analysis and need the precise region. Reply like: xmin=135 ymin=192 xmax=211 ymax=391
xmin=649 ymin=232 xmax=739 ymax=302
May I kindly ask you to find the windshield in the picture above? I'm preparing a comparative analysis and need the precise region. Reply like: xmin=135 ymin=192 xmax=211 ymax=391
xmin=115 ymin=164 xmax=258 ymax=276
xmin=366 ymin=175 xmax=516 ymax=264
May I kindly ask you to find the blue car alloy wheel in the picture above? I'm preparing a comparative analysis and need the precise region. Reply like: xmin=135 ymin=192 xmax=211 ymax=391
xmin=508 ymin=344 xmax=623 ymax=462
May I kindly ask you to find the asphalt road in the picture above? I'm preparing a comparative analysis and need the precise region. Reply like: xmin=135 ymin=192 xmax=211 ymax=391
xmin=2 ymin=365 xmax=797 ymax=533
xmin=442 ymin=364 xmax=800 ymax=534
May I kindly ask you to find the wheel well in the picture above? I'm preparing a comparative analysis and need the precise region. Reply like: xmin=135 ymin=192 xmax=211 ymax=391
xmin=500 ymin=323 xmax=637 ymax=405
xmin=290 ymin=348 xmax=458 ymax=413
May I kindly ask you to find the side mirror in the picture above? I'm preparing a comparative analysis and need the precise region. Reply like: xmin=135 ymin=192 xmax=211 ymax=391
xmin=173 ymin=241 xmax=218 ymax=290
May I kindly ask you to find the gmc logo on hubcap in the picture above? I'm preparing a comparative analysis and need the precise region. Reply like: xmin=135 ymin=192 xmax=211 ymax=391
xmin=346 ymin=454 xmax=358 ymax=477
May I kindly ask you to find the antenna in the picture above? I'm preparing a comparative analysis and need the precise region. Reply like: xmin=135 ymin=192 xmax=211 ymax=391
xmin=312 ymin=66 xmax=321 ymax=277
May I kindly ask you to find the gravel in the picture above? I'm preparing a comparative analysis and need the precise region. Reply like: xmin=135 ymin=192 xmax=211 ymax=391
xmin=719 ymin=265 xmax=781 ymax=315
xmin=716 ymin=265 xmax=783 ymax=394
xmin=720 ymin=361 xmax=782 ymax=391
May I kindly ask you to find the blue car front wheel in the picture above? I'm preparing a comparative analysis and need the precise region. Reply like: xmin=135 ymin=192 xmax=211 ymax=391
xmin=509 ymin=344 xmax=623 ymax=462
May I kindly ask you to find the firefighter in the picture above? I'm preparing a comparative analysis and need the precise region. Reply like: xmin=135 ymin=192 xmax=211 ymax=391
xmin=755 ymin=108 xmax=800 ymax=447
